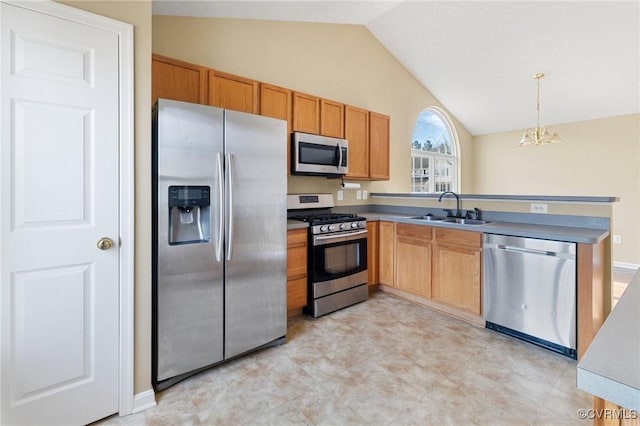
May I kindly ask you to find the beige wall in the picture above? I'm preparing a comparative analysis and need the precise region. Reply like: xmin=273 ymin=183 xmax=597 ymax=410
xmin=472 ymin=114 xmax=640 ymax=265
xmin=152 ymin=16 xmax=474 ymax=199
xmin=57 ymin=0 xmax=153 ymax=394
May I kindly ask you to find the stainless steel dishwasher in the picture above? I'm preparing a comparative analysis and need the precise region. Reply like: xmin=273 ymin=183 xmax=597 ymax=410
xmin=483 ymin=234 xmax=577 ymax=358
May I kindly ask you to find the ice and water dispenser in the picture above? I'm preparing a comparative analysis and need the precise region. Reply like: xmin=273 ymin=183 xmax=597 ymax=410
xmin=168 ymin=185 xmax=211 ymax=245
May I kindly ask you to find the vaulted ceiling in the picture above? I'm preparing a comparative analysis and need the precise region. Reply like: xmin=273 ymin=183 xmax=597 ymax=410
xmin=152 ymin=1 xmax=640 ymax=136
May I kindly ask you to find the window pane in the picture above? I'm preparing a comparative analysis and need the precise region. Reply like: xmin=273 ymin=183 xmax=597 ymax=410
xmin=411 ymin=110 xmax=455 ymax=155
xmin=411 ymin=154 xmax=431 ymax=193
xmin=410 ymin=108 xmax=458 ymax=193
xmin=434 ymin=158 xmax=454 ymax=193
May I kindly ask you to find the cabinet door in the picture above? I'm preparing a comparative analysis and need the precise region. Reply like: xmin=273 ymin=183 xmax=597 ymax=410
xmin=152 ymin=54 xmax=208 ymax=104
xmin=292 ymin=92 xmax=320 ymax=134
xmin=260 ymin=84 xmax=292 ymax=175
xmin=345 ymin=105 xmax=370 ymax=179
xmin=369 ymin=112 xmax=390 ymax=180
xmin=260 ymin=83 xmax=292 ymax=133
xmin=432 ymin=244 xmax=481 ymax=315
xmin=367 ymin=221 xmax=379 ymax=286
xmin=394 ymin=224 xmax=432 ymax=298
xmin=287 ymin=229 xmax=308 ymax=311
xmin=209 ymin=70 xmax=259 ymax=114
xmin=378 ymin=221 xmax=395 ymax=286
xmin=320 ymin=99 xmax=344 ymax=138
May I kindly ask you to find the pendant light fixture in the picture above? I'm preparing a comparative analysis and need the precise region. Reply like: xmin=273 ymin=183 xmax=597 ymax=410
xmin=519 ymin=73 xmax=562 ymax=147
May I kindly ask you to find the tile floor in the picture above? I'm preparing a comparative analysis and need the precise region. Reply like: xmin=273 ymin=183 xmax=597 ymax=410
xmin=613 ymin=265 xmax=638 ymax=307
xmin=99 ymin=291 xmax=596 ymax=426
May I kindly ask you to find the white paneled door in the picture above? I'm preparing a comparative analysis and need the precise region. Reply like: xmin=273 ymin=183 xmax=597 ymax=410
xmin=1 ymin=2 xmax=127 ymax=424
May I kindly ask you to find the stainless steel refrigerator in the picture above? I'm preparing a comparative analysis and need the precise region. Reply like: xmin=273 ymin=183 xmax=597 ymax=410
xmin=152 ymin=99 xmax=287 ymax=391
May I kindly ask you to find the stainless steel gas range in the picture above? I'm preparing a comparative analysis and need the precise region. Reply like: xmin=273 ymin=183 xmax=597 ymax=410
xmin=288 ymin=194 xmax=368 ymax=317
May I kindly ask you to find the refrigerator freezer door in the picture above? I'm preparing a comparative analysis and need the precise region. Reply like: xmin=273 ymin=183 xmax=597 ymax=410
xmin=223 ymin=110 xmax=287 ymax=358
xmin=155 ymin=99 xmax=225 ymax=382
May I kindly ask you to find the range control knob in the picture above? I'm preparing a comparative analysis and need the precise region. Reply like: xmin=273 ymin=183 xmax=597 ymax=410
xmin=351 ymin=222 xmax=359 ymax=229
xmin=328 ymin=224 xmax=336 ymax=231
xmin=339 ymin=223 xmax=346 ymax=230
xmin=320 ymin=225 xmax=328 ymax=232
xmin=358 ymin=221 xmax=366 ymax=228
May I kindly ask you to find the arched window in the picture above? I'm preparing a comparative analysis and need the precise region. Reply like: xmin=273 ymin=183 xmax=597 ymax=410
xmin=410 ymin=108 xmax=459 ymax=193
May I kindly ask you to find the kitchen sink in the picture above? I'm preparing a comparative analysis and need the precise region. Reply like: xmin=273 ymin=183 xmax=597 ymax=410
xmin=443 ymin=218 xmax=489 ymax=225
xmin=410 ymin=215 xmax=448 ymax=221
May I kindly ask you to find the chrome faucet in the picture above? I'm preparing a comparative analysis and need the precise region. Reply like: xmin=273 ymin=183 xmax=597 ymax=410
xmin=438 ymin=191 xmax=461 ymax=218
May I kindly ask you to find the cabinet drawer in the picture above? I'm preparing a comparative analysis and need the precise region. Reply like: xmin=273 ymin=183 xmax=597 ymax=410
xmin=287 ymin=277 xmax=307 ymax=310
xmin=434 ymin=228 xmax=481 ymax=248
xmin=287 ymin=228 xmax=307 ymax=245
xmin=287 ymin=245 xmax=307 ymax=280
xmin=396 ymin=223 xmax=432 ymax=241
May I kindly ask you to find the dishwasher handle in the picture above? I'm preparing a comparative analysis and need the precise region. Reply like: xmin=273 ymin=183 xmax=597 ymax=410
xmin=485 ymin=243 xmax=575 ymax=260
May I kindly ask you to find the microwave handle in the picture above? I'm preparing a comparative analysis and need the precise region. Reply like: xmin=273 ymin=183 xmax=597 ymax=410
xmin=337 ymin=143 xmax=343 ymax=169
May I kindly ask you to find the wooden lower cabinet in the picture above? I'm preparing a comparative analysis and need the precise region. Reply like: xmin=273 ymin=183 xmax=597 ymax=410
xmin=374 ymin=221 xmax=482 ymax=319
xmin=367 ymin=221 xmax=379 ymax=286
xmin=287 ymin=229 xmax=308 ymax=314
xmin=432 ymin=228 xmax=482 ymax=316
xmin=394 ymin=223 xmax=432 ymax=298
xmin=432 ymin=243 xmax=481 ymax=315
xmin=378 ymin=221 xmax=395 ymax=286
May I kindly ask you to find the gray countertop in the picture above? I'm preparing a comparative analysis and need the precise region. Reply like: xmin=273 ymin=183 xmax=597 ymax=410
xmin=371 ymin=193 xmax=619 ymax=203
xmin=357 ymin=212 xmax=609 ymax=244
xmin=577 ymin=271 xmax=640 ymax=411
xmin=287 ymin=219 xmax=309 ymax=230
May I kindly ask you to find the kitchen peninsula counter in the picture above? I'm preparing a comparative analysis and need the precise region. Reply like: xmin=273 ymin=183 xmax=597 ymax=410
xmin=577 ymin=270 xmax=640 ymax=411
xmin=357 ymin=212 xmax=609 ymax=244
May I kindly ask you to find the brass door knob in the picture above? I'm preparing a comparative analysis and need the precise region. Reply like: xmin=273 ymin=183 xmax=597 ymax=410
xmin=97 ymin=237 xmax=114 ymax=251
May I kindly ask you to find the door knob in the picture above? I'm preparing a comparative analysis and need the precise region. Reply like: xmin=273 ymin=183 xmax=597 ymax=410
xmin=97 ymin=237 xmax=114 ymax=251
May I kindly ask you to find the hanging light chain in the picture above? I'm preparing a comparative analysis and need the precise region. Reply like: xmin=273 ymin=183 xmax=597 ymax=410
xmin=519 ymin=72 xmax=562 ymax=146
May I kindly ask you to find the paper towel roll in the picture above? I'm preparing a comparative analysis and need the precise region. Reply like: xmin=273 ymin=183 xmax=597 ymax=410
xmin=341 ymin=182 xmax=361 ymax=189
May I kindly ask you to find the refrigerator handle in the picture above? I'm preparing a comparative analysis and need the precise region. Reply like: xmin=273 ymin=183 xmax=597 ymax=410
xmin=215 ymin=152 xmax=223 ymax=262
xmin=225 ymin=153 xmax=234 ymax=261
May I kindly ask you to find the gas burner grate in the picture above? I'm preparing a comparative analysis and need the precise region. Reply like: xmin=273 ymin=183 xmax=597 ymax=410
xmin=289 ymin=213 xmax=363 ymax=225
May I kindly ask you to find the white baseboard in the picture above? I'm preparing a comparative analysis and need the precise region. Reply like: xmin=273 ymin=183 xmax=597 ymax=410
xmin=614 ymin=261 xmax=640 ymax=271
xmin=132 ymin=389 xmax=156 ymax=414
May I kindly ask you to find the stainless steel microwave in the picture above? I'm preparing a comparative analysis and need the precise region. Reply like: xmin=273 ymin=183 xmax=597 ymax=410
xmin=292 ymin=132 xmax=348 ymax=176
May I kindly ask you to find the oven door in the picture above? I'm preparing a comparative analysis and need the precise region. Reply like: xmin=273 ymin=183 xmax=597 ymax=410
xmin=310 ymin=229 xmax=367 ymax=286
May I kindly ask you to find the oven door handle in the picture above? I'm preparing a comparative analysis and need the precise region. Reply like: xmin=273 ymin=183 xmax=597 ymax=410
xmin=314 ymin=229 xmax=368 ymax=245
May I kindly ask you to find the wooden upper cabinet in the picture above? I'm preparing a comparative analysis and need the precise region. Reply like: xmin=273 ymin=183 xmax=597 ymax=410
xmin=369 ymin=112 xmax=390 ymax=180
xmin=292 ymin=92 xmax=320 ymax=134
xmin=320 ymin=99 xmax=344 ymax=138
xmin=152 ymin=54 xmax=208 ymax=105
xmin=208 ymin=70 xmax=259 ymax=114
xmin=345 ymin=105 xmax=370 ymax=179
xmin=260 ymin=83 xmax=292 ymax=133
xmin=260 ymin=84 xmax=293 ymax=175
